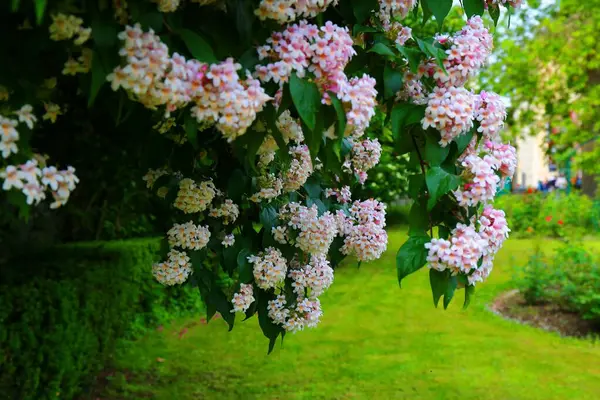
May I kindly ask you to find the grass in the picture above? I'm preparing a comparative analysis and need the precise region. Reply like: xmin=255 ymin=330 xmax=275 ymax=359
xmin=100 ymin=230 xmax=600 ymax=400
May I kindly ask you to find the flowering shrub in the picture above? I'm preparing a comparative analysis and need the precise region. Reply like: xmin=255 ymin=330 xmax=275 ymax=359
xmin=1 ymin=0 xmax=521 ymax=350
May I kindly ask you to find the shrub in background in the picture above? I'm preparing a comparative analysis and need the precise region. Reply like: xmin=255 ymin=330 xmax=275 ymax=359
xmin=495 ymin=192 xmax=598 ymax=237
xmin=516 ymin=243 xmax=600 ymax=325
xmin=0 ymin=239 xmax=201 ymax=400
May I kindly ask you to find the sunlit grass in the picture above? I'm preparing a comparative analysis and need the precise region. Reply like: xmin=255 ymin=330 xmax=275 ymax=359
xmin=102 ymin=230 xmax=600 ymax=400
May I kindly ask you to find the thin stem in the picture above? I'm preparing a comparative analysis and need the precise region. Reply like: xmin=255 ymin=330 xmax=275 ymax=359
xmin=411 ymin=134 xmax=434 ymax=238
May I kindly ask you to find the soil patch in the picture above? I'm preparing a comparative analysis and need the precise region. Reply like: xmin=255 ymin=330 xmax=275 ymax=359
xmin=491 ymin=290 xmax=600 ymax=338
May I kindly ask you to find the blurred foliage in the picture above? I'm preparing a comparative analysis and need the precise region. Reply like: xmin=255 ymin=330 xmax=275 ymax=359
xmin=495 ymin=191 xmax=599 ymax=238
xmin=485 ymin=0 xmax=600 ymax=175
xmin=517 ymin=242 xmax=600 ymax=326
xmin=0 ymin=238 xmax=202 ymax=400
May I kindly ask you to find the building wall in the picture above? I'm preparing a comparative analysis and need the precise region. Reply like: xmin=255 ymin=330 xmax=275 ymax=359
xmin=513 ymin=130 xmax=552 ymax=189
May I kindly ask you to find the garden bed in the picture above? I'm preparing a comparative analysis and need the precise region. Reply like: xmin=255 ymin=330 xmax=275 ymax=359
xmin=491 ymin=290 xmax=599 ymax=338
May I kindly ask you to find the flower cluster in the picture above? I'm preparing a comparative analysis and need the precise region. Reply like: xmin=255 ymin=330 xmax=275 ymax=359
xmin=174 ymin=178 xmax=217 ymax=214
xmin=486 ymin=0 xmax=523 ymax=8
xmin=1 ymin=160 xmax=79 ymax=208
xmin=475 ymin=91 xmax=507 ymax=141
xmin=49 ymin=13 xmax=91 ymax=45
xmin=340 ymin=199 xmax=388 ymax=261
xmin=422 ymin=86 xmax=475 ymax=146
xmin=231 ymin=284 xmax=255 ymax=313
xmin=109 ymin=25 xmax=270 ymax=140
xmin=142 ymin=168 xmax=168 ymax=189
xmin=167 ymin=221 xmax=211 ymax=250
xmin=397 ymin=71 xmax=427 ymax=105
xmin=425 ymin=206 xmax=509 ymax=285
xmin=248 ymin=247 xmax=288 ymax=289
xmin=277 ymin=203 xmax=338 ymax=256
xmin=209 ymin=199 xmax=240 ymax=225
xmin=267 ymin=294 xmax=323 ymax=332
xmin=377 ymin=0 xmax=418 ymax=30
xmin=62 ymin=48 xmax=93 ymax=76
xmin=152 ymin=249 xmax=193 ymax=286
xmin=256 ymin=21 xmax=376 ymax=137
xmin=255 ymin=0 xmax=338 ymax=23
xmin=325 ymin=185 xmax=352 ymax=204
xmin=289 ymin=255 xmax=334 ymax=298
xmin=222 ymin=233 xmax=235 ymax=247
xmin=453 ymin=154 xmax=500 ymax=207
xmin=250 ymin=173 xmax=284 ymax=203
xmin=396 ymin=26 xmax=413 ymax=46
xmin=282 ymin=144 xmax=313 ymax=192
xmin=485 ymin=140 xmax=517 ymax=180
xmin=347 ymin=138 xmax=382 ymax=183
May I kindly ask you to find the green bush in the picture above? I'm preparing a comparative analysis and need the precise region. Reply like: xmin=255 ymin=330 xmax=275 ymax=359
xmin=517 ymin=243 xmax=600 ymax=325
xmin=0 ymin=238 xmax=201 ymax=400
xmin=495 ymin=192 xmax=598 ymax=237
xmin=385 ymin=201 xmax=412 ymax=226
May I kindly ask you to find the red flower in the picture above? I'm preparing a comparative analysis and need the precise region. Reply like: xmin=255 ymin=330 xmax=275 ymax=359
xmin=558 ymin=220 xmax=564 ymax=225
xmin=545 ymin=216 xmax=553 ymax=222
xmin=527 ymin=187 xmax=534 ymax=194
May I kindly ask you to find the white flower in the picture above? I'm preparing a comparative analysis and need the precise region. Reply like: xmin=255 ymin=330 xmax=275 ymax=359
xmin=14 ymin=105 xmax=37 ymax=129
xmin=41 ymin=166 xmax=64 ymax=191
xmin=1 ymin=166 xmax=23 ymax=191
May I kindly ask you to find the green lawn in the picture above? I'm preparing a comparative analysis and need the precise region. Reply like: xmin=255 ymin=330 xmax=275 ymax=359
xmin=101 ymin=230 xmax=600 ymax=400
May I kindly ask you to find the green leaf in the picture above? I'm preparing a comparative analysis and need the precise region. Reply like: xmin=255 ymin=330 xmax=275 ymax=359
xmin=353 ymin=24 xmax=379 ymax=35
xmin=304 ymin=178 xmax=321 ymax=199
xmin=489 ymin=5 xmax=500 ymax=26
xmin=34 ymin=0 xmax=47 ymax=25
xmin=396 ymin=235 xmax=430 ymax=287
xmin=259 ymin=204 xmax=278 ymax=230
xmin=408 ymin=200 xmax=429 ymax=236
xmin=184 ymin=113 xmax=199 ymax=150
xmin=289 ymin=74 xmax=321 ymax=132
xmin=179 ymin=29 xmax=217 ymax=63
xmin=463 ymin=0 xmax=485 ymax=17
xmin=328 ymin=93 xmax=347 ymax=141
xmin=463 ymin=284 xmax=475 ymax=309
xmin=91 ymin=19 xmax=118 ymax=48
xmin=408 ymin=174 xmax=425 ymax=200
xmin=444 ymin=275 xmax=458 ymax=309
xmin=138 ymin=12 xmax=163 ymax=32
xmin=425 ymin=166 xmax=461 ymax=210
xmin=384 ymin=64 xmax=403 ymax=100
xmin=350 ymin=0 xmax=378 ymax=23
xmin=426 ymin=0 xmax=453 ymax=27
xmin=455 ymin=128 xmax=475 ymax=155
xmin=424 ymin=131 xmax=450 ymax=166
xmin=391 ymin=103 xmax=422 ymax=141
xmin=416 ymin=38 xmax=447 ymax=71
xmin=257 ymin=290 xmax=282 ymax=354
xmin=369 ymin=43 xmax=396 ymax=58
xmin=429 ymin=269 xmax=447 ymax=307
xmin=11 ymin=0 xmax=20 ymax=12
xmin=396 ymin=45 xmax=424 ymax=74
xmin=227 ymin=169 xmax=248 ymax=203
xmin=237 ymin=248 xmax=253 ymax=283
xmin=421 ymin=0 xmax=433 ymax=24
xmin=208 ymin=282 xmax=235 ymax=331
xmin=88 ymin=50 xmax=107 ymax=107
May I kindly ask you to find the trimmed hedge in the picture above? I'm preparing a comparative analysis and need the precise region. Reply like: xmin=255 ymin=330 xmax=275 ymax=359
xmin=0 ymin=238 xmax=201 ymax=400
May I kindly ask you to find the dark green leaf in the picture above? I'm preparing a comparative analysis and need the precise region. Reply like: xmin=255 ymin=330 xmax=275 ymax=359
xmin=91 ymin=19 xmax=117 ymax=48
xmin=384 ymin=64 xmax=403 ymax=100
xmin=421 ymin=0 xmax=433 ymax=24
xmin=429 ymin=269 xmax=447 ymax=307
xmin=489 ymin=5 xmax=500 ymax=26
xmin=369 ymin=43 xmax=396 ymax=57
xmin=444 ymin=275 xmax=458 ymax=309
xmin=138 ymin=12 xmax=163 ymax=32
xmin=408 ymin=174 xmax=425 ymax=200
xmin=88 ymin=50 xmax=107 ymax=107
xmin=425 ymin=166 xmax=461 ymax=210
xmin=259 ymin=204 xmax=278 ymax=230
xmin=227 ymin=169 xmax=248 ymax=203
xmin=208 ymin=282 xmax=235 ymax=330
xmin=353 ymin=24 xmax=379 ymax=35
xmin=438 ymin=225 xmax=451 ymax=240
xmin=426 ymin=0 xmax=453 ymax=27
xmin=304 ymin=178 xmax=321 ymax=199
xmin=257 ymin=290 xmax=282 ymax=354
xmin=184 ymin=113 xmax=199 ymax=150
xmin=455 ymin=128 xmax=475 ymax=155
xmin=396 ymin=46 xmax=424 ymax=74
xmin=424 ymin=131 xmax=449 ymax=166
xmin=289 ymin=74 xmax=320 ymax=132
xmin=179 ymin=29 xmax=217 ymax=63
xmin=11 ymin=0 xmax=20 ymax=12
xmin=463 ymin=0 xmax=485 ymax=17
xmin=34 ymin=0 xmax=47 ymax=25
xmin=408 ymin=200 xmax=429 ymax=236
xmin=396 ymin=235 xmax=430 ymax=287
xmin=350 ymin=0 xmax=378 ymax=23
xmin=237 ymin=248 xmax=253 ymax=283
xmin=416 ymin=38 xmax=447 ymax=71
xmin=328 ymin=93 xmax=347 ymax=142
xmin=463 ymin=284 xmax=475 ymax=309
